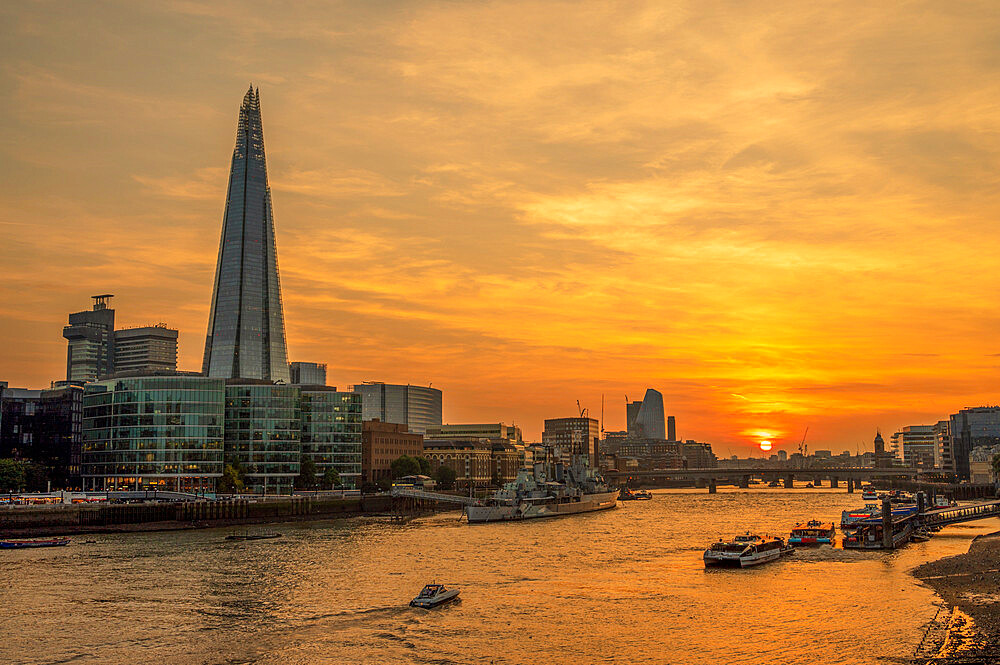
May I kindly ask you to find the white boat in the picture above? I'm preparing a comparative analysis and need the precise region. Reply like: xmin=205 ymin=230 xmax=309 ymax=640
xmin=861 ymin=490 xmax=878 ymax=501
xmin=409 ymin=584 xmax=460 ymax=608
xmin=703 ymin=534 xmax=789 ymax=568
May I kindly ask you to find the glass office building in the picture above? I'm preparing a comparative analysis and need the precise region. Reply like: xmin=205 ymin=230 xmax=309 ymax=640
xmin=81 ymin=375 xmax=225 ymax=492
xmin=202 ymin=86 xmax=290 ymax=383
xmin=224 ymin=381 xmax=300 ymax=494
xmin=299 ymin=388 xmax=362 ymax=488
xmin=351 ymin=382 xmax=442 ymax=434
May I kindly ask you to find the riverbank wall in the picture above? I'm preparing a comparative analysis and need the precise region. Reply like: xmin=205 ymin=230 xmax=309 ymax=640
xmin=0 ymin=494 xmax=457 ymax=537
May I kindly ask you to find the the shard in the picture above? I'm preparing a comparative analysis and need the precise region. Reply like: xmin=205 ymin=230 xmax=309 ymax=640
xmin=202 ymin=86 xmax=290 ymax=382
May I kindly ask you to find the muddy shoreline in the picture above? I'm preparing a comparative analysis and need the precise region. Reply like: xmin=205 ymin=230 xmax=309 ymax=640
xmin=910 ymin=531 xmax=1000 ymax=663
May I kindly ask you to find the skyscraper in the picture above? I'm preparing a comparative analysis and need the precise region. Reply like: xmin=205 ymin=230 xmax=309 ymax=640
xmin=636 ymin=389 xmax=666 ymax=440
xmin=202 ymin=86 xmax=290 ymax=383
xmin=62 ymin=295 xmax=116 ymax=382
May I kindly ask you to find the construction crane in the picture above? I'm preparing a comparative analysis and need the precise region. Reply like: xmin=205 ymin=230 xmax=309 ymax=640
xmin=798 ymin=427 xmax=809 ymax=457
xmin=576 ymin=400 xmax=589 ymax=418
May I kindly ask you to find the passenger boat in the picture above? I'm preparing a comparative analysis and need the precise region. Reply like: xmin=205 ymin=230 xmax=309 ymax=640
xmin=409 ymin=584 xmax=460 ymax=608
xmin=788 ymin=520 xmax=835 ymax=545
xmin=0 ymin=537 xmax=71 ymax=549
xmin=703 ymin=533 xmax=791 ymax=568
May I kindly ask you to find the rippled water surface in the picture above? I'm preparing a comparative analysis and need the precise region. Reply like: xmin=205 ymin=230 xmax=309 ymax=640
xmin=4 ymin=487 xmax=998 ymax=665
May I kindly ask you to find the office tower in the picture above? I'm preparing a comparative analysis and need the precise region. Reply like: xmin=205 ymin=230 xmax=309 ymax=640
xmin=888 ymin=425 xmax=936 ymax=469
xmin=82 ymin=375 xmax=224 ymax=492
xmin=202 ymin=86 xmax=290 ymax=382
xmin=667 ymin=415 xmax=676 ymax=442
xmin=62 ymin=295 xmax=116 ymax=382
xmin=634 ymin=388 xmax=666 ymax=440
xmin=626 ymin=400 xmax=641 ymax=437
xmin=948 ymin=407 xmax=1000 ymax=481
xmin=290 ymin=362 xmax=327 ymax=386
xmin=113 ymin=325 xmax=178 ymax=374
xmin=350 ymin=382 xmax=442 ymax=434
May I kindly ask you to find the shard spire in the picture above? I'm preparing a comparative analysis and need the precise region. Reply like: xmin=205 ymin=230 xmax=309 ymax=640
xmin=202 ymin=86 xmax=290 ymax=382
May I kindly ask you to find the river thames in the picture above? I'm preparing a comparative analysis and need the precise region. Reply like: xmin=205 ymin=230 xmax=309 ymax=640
xmin=4 ymin=487 xmax=997 ymax=665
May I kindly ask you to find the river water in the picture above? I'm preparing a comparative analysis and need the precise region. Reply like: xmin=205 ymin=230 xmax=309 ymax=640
xmin=3 ymin=487 xmax=997 ymax=665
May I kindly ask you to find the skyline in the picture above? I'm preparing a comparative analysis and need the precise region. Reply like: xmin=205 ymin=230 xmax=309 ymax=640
xmin=4 ymin=2 xmax=1000 ymax=448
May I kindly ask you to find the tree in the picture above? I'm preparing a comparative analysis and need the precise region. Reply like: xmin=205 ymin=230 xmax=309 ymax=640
xmin=323 ymin=467 xmax=342 ymax=489
xmin=217 ymin=460 xmax=245 ymax=494
xmin=24 ymin=463 xmax=51 ymax=492
xmin=390 ymin=455 xmax=421 ymax=479
xmin=296 ymin=458 xmax=318 ymax=490
xmin=0 ymin=459 xmax=25 ymax=492
xmin=434 ymin=465 xmax=457 ymax=491
xmin=415 ymin=456 xmax=432 ymax=476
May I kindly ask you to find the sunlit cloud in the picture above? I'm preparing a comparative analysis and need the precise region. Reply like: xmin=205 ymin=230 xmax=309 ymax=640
xmin=2 ymin=0 xmax=1000 ymax=449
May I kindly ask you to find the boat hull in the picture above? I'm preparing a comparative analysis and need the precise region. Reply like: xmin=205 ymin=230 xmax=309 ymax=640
xmin=466 ymin=490 xmax=619 ymax=523
xmin=410 ymin=590 xmax=460 ymax=608
xmin=704 ymin=548 xmax=782 ymax=568
xmin=0 ymin=538 xmax=70 ymax=549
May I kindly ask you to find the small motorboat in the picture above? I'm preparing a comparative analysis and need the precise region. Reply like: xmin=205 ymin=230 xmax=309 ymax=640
xmin=767 ymin=479 xmax=781 ymax=488
xmin=0 ymin=538 xmax=71 ymax=549
xmin=632 ymin=489 xmax=653 ymax=500
xmin=409 ymin=583 xmax=460 ymax=608
xmin=805 ymin=483 xmax=815 ymax=488
xmin=861 ymin=490 xmax=878 ymax=501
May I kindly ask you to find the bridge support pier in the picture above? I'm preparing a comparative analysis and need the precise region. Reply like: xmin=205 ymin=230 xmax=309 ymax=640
xmin=831 ymin=476 xmax=840 ymax=489
xmin=847 ymin=477 xmax=854 ymax=493
xmin=917 ymin=491 xmax=925 ymax=515
xmin=739 ymin=475 xmax=750 ymax=489
xmin=784 ymin=474 xmax=794 ymax=489
xmin=708 ymin=479 xmax=717 ymax=494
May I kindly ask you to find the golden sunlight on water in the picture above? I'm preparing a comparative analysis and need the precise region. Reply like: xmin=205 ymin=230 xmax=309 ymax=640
xmin=3 ymin=489 xmax=997 ymax=665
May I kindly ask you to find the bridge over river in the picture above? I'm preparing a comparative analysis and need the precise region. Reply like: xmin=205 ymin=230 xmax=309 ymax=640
xmin=604 ymin=466 xmax=918 ymax=492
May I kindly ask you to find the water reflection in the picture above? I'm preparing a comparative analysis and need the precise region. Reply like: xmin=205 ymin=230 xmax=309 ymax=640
xmin=3 ymin=488 xmax=997 ymax=665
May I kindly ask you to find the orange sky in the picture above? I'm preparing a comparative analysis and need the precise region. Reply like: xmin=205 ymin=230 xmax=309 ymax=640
xmin=2 ymin=1 xmax=1000 ymax=451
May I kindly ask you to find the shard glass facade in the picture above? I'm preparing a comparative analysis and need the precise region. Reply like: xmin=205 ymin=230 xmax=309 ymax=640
xmin=202 ymin=87 xmax=290 ymax=382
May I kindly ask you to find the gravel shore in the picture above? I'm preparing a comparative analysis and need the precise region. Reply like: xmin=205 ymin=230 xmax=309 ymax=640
xmin=910 ymin=532 xmax=1000 ymax=663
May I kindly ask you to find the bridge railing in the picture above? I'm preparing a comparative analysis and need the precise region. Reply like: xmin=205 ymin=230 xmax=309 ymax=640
xmin=389 ymin=488 xmax=481 ymax=506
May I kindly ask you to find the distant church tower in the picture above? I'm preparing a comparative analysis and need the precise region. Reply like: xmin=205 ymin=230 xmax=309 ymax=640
xmin=873 ymin=430 xmax=887 ymax=468
xmin=202 ymin=86 xmax=290 ymax=382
